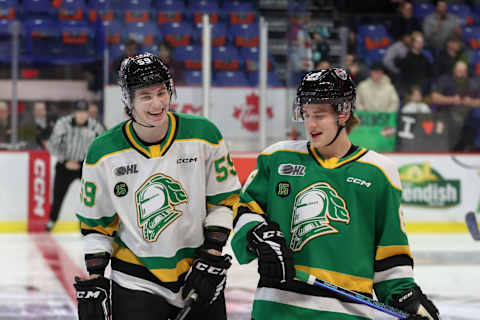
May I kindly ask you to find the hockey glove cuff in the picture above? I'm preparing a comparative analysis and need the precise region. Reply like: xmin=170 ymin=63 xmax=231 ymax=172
xmin=391 ymin=285 xmax=440 ymax=320
xmin=74 ymin=276 xmax=111 ymax=320
xmin=247 ymin=221 xmax=295 ymax=285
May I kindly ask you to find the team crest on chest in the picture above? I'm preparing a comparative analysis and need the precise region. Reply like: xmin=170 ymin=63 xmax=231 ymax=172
xmin=135 ymin=173 xmax=188 ymax=242
xmin=290 ymin=182 xmax=349 ymax=251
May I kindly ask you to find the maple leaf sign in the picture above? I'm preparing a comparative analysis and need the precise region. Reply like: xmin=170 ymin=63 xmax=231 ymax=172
xmin=233 ymin=93 xmax=274 ymax=132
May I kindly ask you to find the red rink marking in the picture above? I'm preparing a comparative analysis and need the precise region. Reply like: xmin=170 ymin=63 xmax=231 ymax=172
xmin=34 ymin=233 xmax=87 ymax=304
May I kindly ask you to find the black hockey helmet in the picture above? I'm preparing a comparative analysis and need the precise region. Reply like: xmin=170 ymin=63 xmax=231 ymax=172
xmin=118 ymin=52 xmax=175 ymax=110
xmin=293 ymin=68 xmax=356 ymax=121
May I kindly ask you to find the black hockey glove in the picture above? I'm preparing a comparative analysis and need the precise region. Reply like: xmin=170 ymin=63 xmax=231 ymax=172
xmin=247 ymin=220 xmax=295 ymax=285
xmin=183 ymin=250 xmax=232 ymax=305
xmin=391 ymin=285 xmax=440 ymax=320
xmin=74 ymin=276 xmax=111 ymax=320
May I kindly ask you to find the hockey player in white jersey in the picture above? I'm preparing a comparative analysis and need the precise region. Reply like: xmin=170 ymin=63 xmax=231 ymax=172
xmin=231 ymin=68 xmax=440 ymax=320
xmin=73 ymin=52 xmax=241 ymax=320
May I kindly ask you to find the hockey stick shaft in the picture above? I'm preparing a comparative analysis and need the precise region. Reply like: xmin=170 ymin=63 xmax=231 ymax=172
xmin=174 ymin=290 xmax=198 ymax=320
xmin=466 ymin=211 xmax=480 ymax=241
xmin=295 ymin=269 xmax=409 ymax=319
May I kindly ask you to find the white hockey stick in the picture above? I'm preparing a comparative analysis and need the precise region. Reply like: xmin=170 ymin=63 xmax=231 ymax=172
xmin=174 ymin=290 xmax=198 ymax=320
xmin=465 ymin=211 xmax=480 ymax=241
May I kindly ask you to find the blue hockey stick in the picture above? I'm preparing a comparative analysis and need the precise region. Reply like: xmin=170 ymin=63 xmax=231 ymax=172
xmin=466 ymin=211 xmax=480 ymax=241
xmin=295 ymin=269 xmax=409 ymax=319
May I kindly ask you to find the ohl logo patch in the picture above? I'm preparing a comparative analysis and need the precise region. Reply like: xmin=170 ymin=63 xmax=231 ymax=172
xmin=290 ymin=182 xmax=349 ymax=251
xmin=135 ymin=174 xmax=188 ymax=242
xmin=278 ymin=164 xmax=306 ymax=176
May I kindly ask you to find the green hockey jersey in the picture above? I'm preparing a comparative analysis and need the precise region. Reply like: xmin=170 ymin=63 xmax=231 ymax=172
xmin=231 ymin=140 xmax=416 ymax=320
xmin=76 ymin=112 xmax=240 ymax=307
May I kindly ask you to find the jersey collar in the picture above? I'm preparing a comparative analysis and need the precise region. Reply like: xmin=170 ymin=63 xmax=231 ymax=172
xmin=308 ymin=142 xmax=367 ymax=169
xmin=123 ymin=112 xmax=178 ymax=158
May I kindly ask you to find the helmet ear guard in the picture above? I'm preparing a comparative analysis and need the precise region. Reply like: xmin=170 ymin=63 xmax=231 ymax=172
xmin=293 ymin=68 xmax=356 ymax=122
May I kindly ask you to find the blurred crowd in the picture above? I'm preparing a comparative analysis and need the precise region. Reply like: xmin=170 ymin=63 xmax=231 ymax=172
xmin=0 ymin=100 xmax=104 ymax=150
xmin=290 ymin=0 xmax=480 ymax=151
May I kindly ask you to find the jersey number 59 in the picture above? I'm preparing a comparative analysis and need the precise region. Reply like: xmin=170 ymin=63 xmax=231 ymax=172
xmin=80 ymin=178 xmax=97 ymax=207
xmin=214 ymin=154 xmax=237 ymax=182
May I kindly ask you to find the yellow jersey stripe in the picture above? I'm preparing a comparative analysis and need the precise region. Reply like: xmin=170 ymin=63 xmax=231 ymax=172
xmin=376 ymin=245 xmax=413 ymax=260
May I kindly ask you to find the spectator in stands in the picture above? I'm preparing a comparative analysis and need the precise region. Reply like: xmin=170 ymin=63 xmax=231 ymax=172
xmin=157 ymin=42 xmax=185 ymax=85
xmin=345 ymin=53 xmax=367 ymax=83
xmin=431 ymin=60 xmax=480 ymax=108
xmin=402 ymin=85 xmax=432 ymax=113
xmin=45 ymin=100 xmax=105 ymax=232
xmin=383 ymin=32 xmax=412 ymax=82
xmin=347 ymin=30 xmax=357 ymax=54
xmin=431 ymin=61 xmax=480 ymax=151
xmin=288 ymin=10 xmax=313 ymax=85
xmin=0 ymin=102 xmax=10 ymax=145
xmin=434 ymin=35 xmax=469 ymax=78
xmin=310 ymin=26 xmax=330 ymax=68
xmin=423 ymin=0 xmax=461 ymax=53
xmin=355 ymin=61 xmax=400 ymax=112
xmin=390 ymin=1 xmax=422 ymax=40
xmin=315 ymin=60 xmax=330 ymax=70
xmin=19 ymin=101 xmax=56 ymax=149
xmin=397 ymin=31 xmax=433 ymax=95
xmin=111 ymin=40 xmax=139 ymax=84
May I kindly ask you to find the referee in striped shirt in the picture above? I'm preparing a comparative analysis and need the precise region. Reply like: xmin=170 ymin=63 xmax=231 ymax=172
xmin=45 ymin=100 xmax=105 ymax=232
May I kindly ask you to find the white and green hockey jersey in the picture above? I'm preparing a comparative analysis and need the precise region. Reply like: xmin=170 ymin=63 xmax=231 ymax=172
xmin=231 ymin=140 xmax=416 ymax=320
xmin=77 ymin=112 xmax=241 ymax=307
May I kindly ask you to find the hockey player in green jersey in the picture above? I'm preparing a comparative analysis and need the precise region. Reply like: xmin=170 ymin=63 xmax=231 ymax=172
xmin=231 ymin=68 xmax=440 ymax=320
xmin=73 ymin=52 xmax=241 ymax=320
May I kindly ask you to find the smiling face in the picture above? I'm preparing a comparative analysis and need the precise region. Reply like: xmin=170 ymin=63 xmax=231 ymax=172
xmin=302 ymin=103 xmax=345 ymax=149
xmin=132 ymin=82 xmax=170 ymax=129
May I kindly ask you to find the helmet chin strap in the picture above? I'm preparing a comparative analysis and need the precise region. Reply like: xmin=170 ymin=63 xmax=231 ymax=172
xmin=325 ymin=124 xmax=344 ymax=146
xmin=325 ymin=112 xmax=348 ymax=146
xmin=130 ymin=107 xmax=156 ymax=128
xmin=128 ymin=95 xmax=173 ymax=129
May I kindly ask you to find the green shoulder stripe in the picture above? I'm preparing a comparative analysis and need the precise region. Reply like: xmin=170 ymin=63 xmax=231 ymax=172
xmin=85 ymin=121 xmax=131 ymax=165
xmin=115 ymin=237 xmax=199 ymax=269
xmin=175 ymin=112 xmax=223 ymax=145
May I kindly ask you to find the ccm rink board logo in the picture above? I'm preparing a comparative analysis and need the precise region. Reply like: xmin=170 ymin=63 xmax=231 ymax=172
xmin=33 ymin=158 xmax=47 ymax=217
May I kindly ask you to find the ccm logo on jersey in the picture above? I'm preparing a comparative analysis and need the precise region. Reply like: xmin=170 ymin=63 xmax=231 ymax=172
xmin=278 ymin=164 xmax=306 ymax=176
xmin=114 ymin=164 xmax=138 ymax=176
xmin=346 ymin=177 xmax=372 ymax=188
xmin=177 ymin=157 xmax=198 ymax=164
xmin=195 ymin=262 xmax=227 ymax=275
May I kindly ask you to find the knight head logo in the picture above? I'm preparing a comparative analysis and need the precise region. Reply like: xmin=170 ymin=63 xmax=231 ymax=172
xmin=290 ymin=182 xmax=349 ymax=251
xmin=233 ymin=93 xmax=273 ymax=132
xmin=136 ymin=174 xmax=188 ymax=242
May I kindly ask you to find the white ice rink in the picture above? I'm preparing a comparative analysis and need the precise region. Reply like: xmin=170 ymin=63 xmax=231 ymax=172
xmin=1 ymin=233 xmax=479 ymax=319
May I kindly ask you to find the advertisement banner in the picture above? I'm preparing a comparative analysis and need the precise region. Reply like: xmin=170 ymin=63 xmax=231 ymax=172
xmin=349 ymin=111 xmax=397 ymax=152
xmin=27 ymin=150 xmax=51 ymax=232
xmin=391 ymin=154 xmax=480 ymax=223
xmin=395 ymin=111 xmax=463 ymax=152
